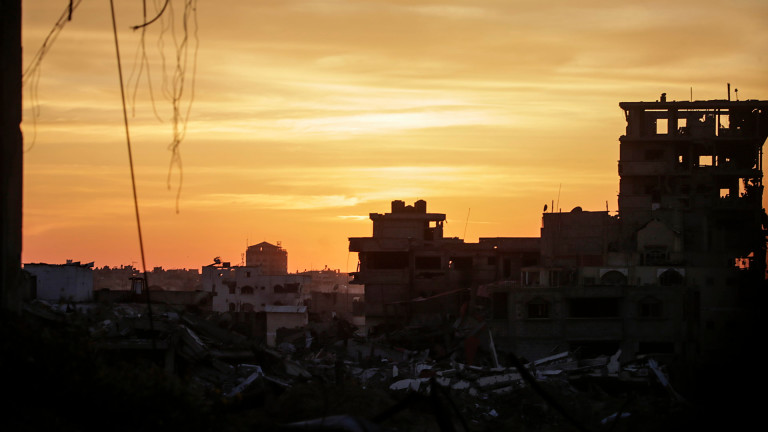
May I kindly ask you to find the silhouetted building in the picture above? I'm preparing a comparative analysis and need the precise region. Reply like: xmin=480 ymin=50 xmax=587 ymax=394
xmin=349 ymin=199 xmax=539 ymax=328
xmin=246 ymin=241 xmax=288 ymax=275
xmin=93 ymin=265 xmax=201 ymax=291
xmin=93 ymin=265 xmax=140 ymax=290
xmin=351 ymin=97 xmax=768 ymax=365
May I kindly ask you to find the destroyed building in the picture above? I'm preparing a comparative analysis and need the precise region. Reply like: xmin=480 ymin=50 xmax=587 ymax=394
xmin=350 ymin=98 xmax=768 ymax=365
xmin=349 ymin=199 xmax=540 ymax=328
xmin=300 ymin=267 xmax=365 ymax=325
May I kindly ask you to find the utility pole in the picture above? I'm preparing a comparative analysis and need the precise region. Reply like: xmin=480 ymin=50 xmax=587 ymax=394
xmin=1 ymin=0 xmax=23 ymax=315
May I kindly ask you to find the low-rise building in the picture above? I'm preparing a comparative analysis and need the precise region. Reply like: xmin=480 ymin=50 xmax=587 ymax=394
xmin=203 ymin=263 xmax=309 ymax=313
xmin=24 ymin=260 xmax=94 ymax=303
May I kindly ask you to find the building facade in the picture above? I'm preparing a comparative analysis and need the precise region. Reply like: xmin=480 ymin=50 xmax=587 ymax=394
xmin=24 ymin=260 xmax=94 ymax=303
xmin=246 ymin=241 xmax=288 ymax=275
xmin=349 ymin=199 xmax=539 ymax=328
xmin=350 ymin=98 xmax=768 ymax=365
xmin=203 ymin=263 xmax=309 ymax=313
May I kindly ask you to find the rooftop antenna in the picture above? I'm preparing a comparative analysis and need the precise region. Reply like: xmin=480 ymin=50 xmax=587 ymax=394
xmin=735 ymin=88 xmax=739 ymax=101
xmin=727 ymin=83 xmax=731 ymax=101
xmin=463 ymin=208 xmax=471 ymax=239
xmin=556 ymin=183 xmax=561 ymax=213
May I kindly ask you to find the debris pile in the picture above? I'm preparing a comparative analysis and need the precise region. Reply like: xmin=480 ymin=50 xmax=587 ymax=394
xmin=14 ymin=299 xmax=696 ymax=431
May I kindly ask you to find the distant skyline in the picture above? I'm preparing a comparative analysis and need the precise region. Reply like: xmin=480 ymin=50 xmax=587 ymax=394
xmin=21 ymin=0 xmax=768 ymax=273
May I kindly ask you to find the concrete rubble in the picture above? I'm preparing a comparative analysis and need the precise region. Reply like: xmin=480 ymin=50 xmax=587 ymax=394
xmin=19 ymin=298 xmax=692 ymax=431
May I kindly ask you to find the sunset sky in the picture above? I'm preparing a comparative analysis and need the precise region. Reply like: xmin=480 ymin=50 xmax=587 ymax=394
xmin=21 ymin=0 xmax=768 ymax=273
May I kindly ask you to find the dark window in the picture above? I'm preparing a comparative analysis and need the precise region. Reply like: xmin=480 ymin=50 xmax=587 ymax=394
xmin=450 ymin=257 xmax=473 ymax=270
xmin=644 ymin=247 xmax=668 ymax=265
xmin=224 ymin=280 xmax=237 ymax=294
xmin=364 ymin=252 xmax=409 ymax=269
xmin=492 ymin=292 xmax=508 ymax=319
xmin=569 ymin=298 xmax=620 ymax=318
xmin=228 ymin=303 xmax=236 ymax=312
xmin=644 ymin=148 xmax=664 ymax=160
xmin=415 ymin=256 xmax=441 ymax=270
xmin=527 ymin=298 xmax=550 ymax=319
xmin=274 ymin=283 xmax=300 ymax=293
xmin=638 ymin=296 xmax=662 ymax=317
xmin=659 ymin=269 xmax=684 ymax=286
xmin=600 ymin=271 xmax=627 ymax=286
xmin=241 ymin=286 xmax=254 ymax=295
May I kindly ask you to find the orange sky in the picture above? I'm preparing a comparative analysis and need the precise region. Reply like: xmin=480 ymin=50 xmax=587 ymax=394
xmin=21 ymin=0 xmax=768 ymax=273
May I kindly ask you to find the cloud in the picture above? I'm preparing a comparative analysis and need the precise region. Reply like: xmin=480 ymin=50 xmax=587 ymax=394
xmin=191 ymin=193 xmax=361 ymax=210
xmin=20 ymin=0 xmax=768 ymax=271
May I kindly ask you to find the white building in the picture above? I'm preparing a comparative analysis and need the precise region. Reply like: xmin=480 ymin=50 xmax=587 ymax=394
xmin=202 ymin=263 xmax=310 ymax=313
xmin=24 ymin=261 xmax=94 ymax=303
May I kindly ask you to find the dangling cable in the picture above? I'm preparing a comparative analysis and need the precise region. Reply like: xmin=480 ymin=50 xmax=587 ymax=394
xmin=22 ymin=0 xmax=83 ymax=152
xmin=109 ymin=0 xmax=155 ymax=344
xmin=131 ymin=0 xmax=170 ymax=30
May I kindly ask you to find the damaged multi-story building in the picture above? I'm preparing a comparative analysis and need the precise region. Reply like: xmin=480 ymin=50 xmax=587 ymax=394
xmin=350 ymin=97 xmax=767 ymax=365
xmin=349 ymin=199 xmax=540 ymax=328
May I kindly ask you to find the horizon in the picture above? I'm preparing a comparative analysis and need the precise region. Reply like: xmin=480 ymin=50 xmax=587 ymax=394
xmin=21 ymin=0 xmax=768 ymax=273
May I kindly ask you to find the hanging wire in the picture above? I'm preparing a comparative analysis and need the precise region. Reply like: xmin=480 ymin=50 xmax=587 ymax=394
xmin=166 ymin=0 xmax=198 ymax=213
xmin=131 ymin=0 xmax=170 ymax=30
xmin=127 ymin=0 xmax=163 ymax=121
xmin=109 ymin=0 xmax=155 ymax=343
xmin=133 ymin=0 xmax=198 ymax=213
xmin=21 ymin=0 xmax=83 ymax=152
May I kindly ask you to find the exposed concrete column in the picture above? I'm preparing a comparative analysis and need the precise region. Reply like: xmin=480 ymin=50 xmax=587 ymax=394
xmin=1 ymin=0 xmax=23 ymax=315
